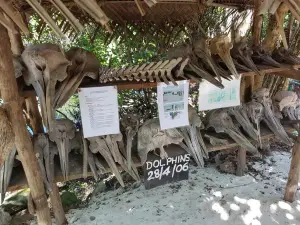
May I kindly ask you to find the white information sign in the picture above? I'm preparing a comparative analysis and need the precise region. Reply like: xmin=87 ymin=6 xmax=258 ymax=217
xmin=79 ymin=86 xmax=120 ymax=138
xmin=198 ymin=76 xmax=241 ymax=111
xmin=157 ymin=80 xmax=189 ymax=130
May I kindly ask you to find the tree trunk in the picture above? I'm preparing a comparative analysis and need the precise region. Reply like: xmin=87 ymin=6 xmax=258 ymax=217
xmin=0 ymin=24 xmax=52 ymax=224
xmin=284 ymin=132 xmax=300 ymax=202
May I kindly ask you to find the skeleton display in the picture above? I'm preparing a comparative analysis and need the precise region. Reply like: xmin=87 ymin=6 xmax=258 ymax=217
xmin=121 ymin=115 xmax=139 ymax=169
xmin=228 ymin=105 xmax=261 ymax=147
xmin=54 ymin=47 xmax=100 ymax=108
xmin=178 ymin=106 xmax=208 ymax=167
xmin=99 ymin=57 xmax=184 ymax=86
xmin=251 ymin=88 xmax=293 ymax=146
xmin=231 ymin=37 xmax=261 ymax=76
xmin=206 ymin=109 xmax=258 ymax=154
xmin=0 ymin=148 xmax=16 ymax=203
xmin=209 ymin=35 xmax=239 ymax=78
xmin=252 ymin=46 xmax=282 ymax=68
xmin=21 ymin=43 xmax=70 ymax=132
xmin=137 ymin=118 xmax=183 ymax=165
xmin=33 ymin=134 xmax=58 ymax=190
xmin=273 ymin=91 xmax=300 ymax=128
xmin=272 ymin=47 xmax=300 ymax=65
xmin=49 ymin=119 xmax=76 ymax=180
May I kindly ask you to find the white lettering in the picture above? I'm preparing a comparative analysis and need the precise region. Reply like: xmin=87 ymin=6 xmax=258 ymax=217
xmin=146 ymin=161 xmax=153 ymax=170
xmin=153 ymin=160 xmax=160 ymax=168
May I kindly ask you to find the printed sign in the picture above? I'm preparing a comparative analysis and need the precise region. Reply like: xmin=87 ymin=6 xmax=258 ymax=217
xmin=144 ymin=153 xmax=191 ymax=189
xmin=198 ymin=76 xmax=241 ymax=111
xmin=157 ymin=80 xmax=189 ymax=130
xmin=79 ymin=86 xmax=120 ymax=138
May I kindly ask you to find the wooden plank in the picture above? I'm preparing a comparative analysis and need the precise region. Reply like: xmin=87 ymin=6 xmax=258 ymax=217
xmin=236 ymin=148 xmax=246 ymax=176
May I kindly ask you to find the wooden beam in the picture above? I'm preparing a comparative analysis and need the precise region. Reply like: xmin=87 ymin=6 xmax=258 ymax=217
xmin=0 ymin=24 xmax=52 ymax=224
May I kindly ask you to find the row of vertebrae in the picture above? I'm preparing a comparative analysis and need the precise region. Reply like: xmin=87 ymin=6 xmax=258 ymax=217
xmin=99 ymin=57 xmax=188 ymax=86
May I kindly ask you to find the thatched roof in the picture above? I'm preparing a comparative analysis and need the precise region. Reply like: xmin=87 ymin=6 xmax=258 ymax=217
xmin=2 ymin=0 xmax=254 ymax=38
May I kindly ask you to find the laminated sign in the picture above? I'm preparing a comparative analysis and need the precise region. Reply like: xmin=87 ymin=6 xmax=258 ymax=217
xmin=157 ymin=80 xmax=189 ymax=130
xmin=79 ymin=86 xmax=120 ymax=138
xmin=198 ymin=76 xmax=241 ymax=111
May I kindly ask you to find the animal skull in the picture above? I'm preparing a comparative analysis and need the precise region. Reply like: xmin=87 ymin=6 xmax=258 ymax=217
xmin=138 ymin=118 xmax=183 ymax=165
xmin=54 ymin=47 xmax=100 ymax=108
xmin=22 ymin=43 xmax=70 ymax=132
xmin=49 ymin=119 xmax=76 ymax=180
xmin=206 ymin=109 xmax=258 ymax=154
xmin=252 ymin=88 xmax=293 ymax=146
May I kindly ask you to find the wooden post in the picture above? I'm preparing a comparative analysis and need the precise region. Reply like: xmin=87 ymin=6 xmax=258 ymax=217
xmin=284 ymin=134 xmax=300 ymax=202
xmin=0 ymin=24 xmax=52 ymax=224
xmin=25 ymin=95 xmax=44 ymax=134
xmin=8 ymin=27 xmax=68 ymax=225
xmin=236 ymin=148 xmax=246 ymax=176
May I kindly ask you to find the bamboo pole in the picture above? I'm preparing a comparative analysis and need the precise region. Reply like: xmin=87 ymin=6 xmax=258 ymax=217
xmin=0 ymin=24 xmax=52 ymax=225
xmin=284 ymin=132 xmax=300 ymax=202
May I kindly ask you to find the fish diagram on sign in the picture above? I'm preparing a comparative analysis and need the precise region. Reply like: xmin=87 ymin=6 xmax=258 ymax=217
xmin=208 ymin=87 xmax=237 ymax=103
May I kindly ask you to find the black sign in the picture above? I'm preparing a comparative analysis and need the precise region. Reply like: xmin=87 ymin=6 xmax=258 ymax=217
xmin=144 ymin=153 xmax=191 ymax=189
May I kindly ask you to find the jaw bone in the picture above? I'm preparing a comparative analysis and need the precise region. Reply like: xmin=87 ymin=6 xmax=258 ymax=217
xmin=245 ymin=101 xmax=264 ymax=149
xmin=54 ymin=47 xmax=100 ymax=108
xmin=252 ymin=88 xmax=293 ymax=146
xmin=252 ymin=46 xmax=282 ymax=68
xmin=167 ymin=43 xmax=224 ymax=88
xmin=106 ymin=134 xmax=140 ymax=181
xmin=179 ymin=106 xmax=208 ymax=167
xmin=88 ymin=136 xmax=125 ymax=187
xmin=231 ymin=37 xmax=262 ymax=76
xmin=22 ymin=44 xmax=70 ymax=132
xmin=206 ymin=109 xmax=258 ymax=154
xmin=49 ymin=119 xmax=76 ymax=180
xmin=138 ymin=118 xmax=183 ymax=165
xmin=193 ymin=36 xmax=221 ymax=82
xmin=32 ymin=134 xmax=52 ymax=191
xmin=209 ymin=35 xmax=239 ymax=78
xmin=121 ymin=115 xmax=139 ymax=170
xmin=272 ymin=47 xmax=300 ymax=65
xmin=0 ymin=148 xmax=16 ymax=203
xmin=228 ymin=105 xmax=260 ymax=146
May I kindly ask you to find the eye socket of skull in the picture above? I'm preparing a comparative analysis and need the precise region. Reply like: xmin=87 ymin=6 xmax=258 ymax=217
xmin=35 ymin=64 xmax=45 ymax=72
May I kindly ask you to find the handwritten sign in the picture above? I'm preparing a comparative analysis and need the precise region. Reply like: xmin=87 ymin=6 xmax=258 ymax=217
xmin=198 ymin=76 xmax=241 ymax=111
xmin=79 ymin=86 xmax=120 ymax=138
xmin=157 ymin=80 xmax=189 ymax=130
xmin=144 ymin=153 xmax=191 ymax=189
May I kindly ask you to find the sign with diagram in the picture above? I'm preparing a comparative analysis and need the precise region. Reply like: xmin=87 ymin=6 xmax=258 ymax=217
xmin=79 ymin=86 xmax=120 ymax=138
xmin=144 ymin=153 xmax=191 ymax=190
xmin=157 ymin=80 xmax=189 ymax=130
xmin=198 ymin=76 xmax=241 ymax=111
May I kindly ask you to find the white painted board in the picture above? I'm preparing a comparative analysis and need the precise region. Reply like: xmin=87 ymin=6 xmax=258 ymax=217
xmin=198 ymin=76 xmax=241 ymax=111
xmin=157 ymin=80 xmax=189 ymax=130
xmin=79 ymin=86 xmax=120 ymax=138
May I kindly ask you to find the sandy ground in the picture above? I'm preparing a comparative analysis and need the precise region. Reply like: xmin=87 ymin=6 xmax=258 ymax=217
xmin=32 ymin=150 xmax=300 ymax=225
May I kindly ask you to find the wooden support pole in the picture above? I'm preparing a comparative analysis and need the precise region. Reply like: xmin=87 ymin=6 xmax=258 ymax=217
xmin=7 ymin=25 xmax=68 ymax=224
xmin=284 ymin=133 xmax=300 ymax=202
xmin=0 ymin=24 xmax=52 ymax=224
xmin=236 ymin=148 xmax=246 ymax=176
xmin=25 ymin=95 xmax=44 ymax=134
